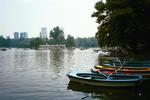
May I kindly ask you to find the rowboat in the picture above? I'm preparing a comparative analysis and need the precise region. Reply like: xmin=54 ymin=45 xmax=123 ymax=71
xmin=91 ymin=67 xmax=150 ymax=81
xmin=94 ymin=65 xmax=150 ymax=73
xmin=67 ymin=71 xmax=142 ymax=87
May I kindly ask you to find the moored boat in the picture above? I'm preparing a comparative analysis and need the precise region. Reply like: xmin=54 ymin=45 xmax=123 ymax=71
xmin=91 ymin=67 xmax=150 ymax=81
xmin=67 ymin=72 xmax=142 ymax=87
xmin=94 ymin=65 xmax=150 ymax=73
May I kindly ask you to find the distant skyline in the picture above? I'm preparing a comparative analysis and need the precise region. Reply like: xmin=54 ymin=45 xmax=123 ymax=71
xmin=0 ymin=0 xmax=99 ymax=38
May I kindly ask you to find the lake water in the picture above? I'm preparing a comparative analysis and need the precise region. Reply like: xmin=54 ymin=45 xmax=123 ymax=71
xmin=0 ymin=48 xmax=149 ymax=100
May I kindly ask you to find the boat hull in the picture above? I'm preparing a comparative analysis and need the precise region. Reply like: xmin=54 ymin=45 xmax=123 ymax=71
xmin=67 ymin=72 xmax=142 ymax=87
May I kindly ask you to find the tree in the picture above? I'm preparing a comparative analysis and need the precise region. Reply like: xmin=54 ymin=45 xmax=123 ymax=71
xmin=0 ymin=35 xmax=10 ymax=47
xmin=5 ymin=36 xmax=11 ymax=47
xmin=30 ymin=38 xmax=43 ymax=49
xmin=49 ymin=26 xmax=65 ymax=44
xmin=0 ymin=36 xmax=5 ymax=47
xmin=75 ymin=37 xmax=98 ymax=48
xmin=66 ymin=35 xmax=75 ymax=47
xmin=92 ymin=0 xmax=150 ymax=56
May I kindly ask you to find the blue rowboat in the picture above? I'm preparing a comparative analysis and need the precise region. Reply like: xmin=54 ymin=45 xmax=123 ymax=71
xmin=67 ymin=72 xmax=142 ymax=87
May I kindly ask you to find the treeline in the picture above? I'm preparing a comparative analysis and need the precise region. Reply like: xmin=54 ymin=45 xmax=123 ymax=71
xmin=0 ymin=26 xmax=98 ymax=49
xmin=0 ymin=36 xmax=98 ymax=49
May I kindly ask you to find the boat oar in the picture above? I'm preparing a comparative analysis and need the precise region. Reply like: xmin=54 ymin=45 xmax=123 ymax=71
xmin=97 ymin=70 xmax=112 ymax=80
xmin=107 ymin=59 xmax=126 ymax=77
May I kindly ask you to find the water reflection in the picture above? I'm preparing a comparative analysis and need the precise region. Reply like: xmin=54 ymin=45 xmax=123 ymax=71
xmin=49 ymin=49 xmax=65 ymax=74
xmin=34 ymin=50 xmax=50 ymax=69
xmin=1 ymin=48 xmax=150 ymax=100
xmin=67 ymin=81 xmax=150 ymax=100
xmin=0 ymin=48 xmax=100 ymax=100
xmin=65 ymin=48 xmax=75 ymax=65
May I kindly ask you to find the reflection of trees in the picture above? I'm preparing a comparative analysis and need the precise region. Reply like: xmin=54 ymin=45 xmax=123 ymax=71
xmin=97 ymin=54 xmax=103 ymax=65
xmin=49 ymin=49 xmax=64 ymax=73
xmin=35 ymin=50 xmax=49 ymax=69
xmin=67 ymin=81 xmax=111 ymax=100
xmin=66 ymin=48 xmax=75 ymax=65
xmin=67 ymin=81 xmax=149 ymax=100
xmin=12 ymin=49 xmax=32 ymax=72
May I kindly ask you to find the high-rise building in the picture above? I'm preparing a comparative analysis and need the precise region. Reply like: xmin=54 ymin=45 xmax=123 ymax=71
xmin=20 ymin=32 xmax=28 ymax=39
xmin=40 ymin=27 xmax=47 ymax=39
xmin=14 ymin=32 xmax=19 ymax=39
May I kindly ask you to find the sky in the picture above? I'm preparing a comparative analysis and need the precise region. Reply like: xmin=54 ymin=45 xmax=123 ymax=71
xmin=0 ymin=0 xmax=99 ymax=38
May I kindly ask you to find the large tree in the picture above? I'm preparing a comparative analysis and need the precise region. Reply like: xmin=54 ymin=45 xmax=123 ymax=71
xmin=0 ymin=35 xmax=11 ymax=47
xmin=75 ymin=37 xmax=98 ymax=48
xmin=65 ymin=35 xmax=75 ymax=47
xmin=30 ymin=38 xmax=43 ymax=49
xmin=92 ymin=0 xmax=150 ymax=56
xmin=49 ymin=26 xmax=65 ymax=44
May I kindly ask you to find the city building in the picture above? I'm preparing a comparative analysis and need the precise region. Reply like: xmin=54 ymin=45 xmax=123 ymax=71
xmin=14 ymin=32 xmax=19 ymax=39
xmin=20 ymin=32 xmax=28 ymax=39
xmin=40 ymin=27 xmax=47 ymax=39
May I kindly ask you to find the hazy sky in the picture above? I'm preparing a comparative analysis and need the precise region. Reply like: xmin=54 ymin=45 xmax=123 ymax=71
xmin=0 ymin=0 xmax=99 ymax=38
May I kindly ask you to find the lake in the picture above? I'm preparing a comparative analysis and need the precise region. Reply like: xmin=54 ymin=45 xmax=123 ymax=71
xmin=0 ymin=48 xmax=149 ymax=100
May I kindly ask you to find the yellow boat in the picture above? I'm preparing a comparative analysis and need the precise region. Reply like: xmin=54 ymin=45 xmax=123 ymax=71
xmin=95 ymin=65 xmax=150 ymax=73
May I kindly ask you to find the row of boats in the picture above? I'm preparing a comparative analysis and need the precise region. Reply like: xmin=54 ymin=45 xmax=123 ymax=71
xmin=67 ymin=60 xmax=150 ymax=87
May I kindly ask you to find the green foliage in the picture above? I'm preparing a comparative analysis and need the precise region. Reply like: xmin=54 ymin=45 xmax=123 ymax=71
xmin=30 ymin=38 xmax=43 ymax=49
xmin=92 ymin=0 xmax=150 ymax=56
xmin=0 ymin=35 xmax=10 ymax=47
xmin=66 ymin=35 xmax=75 ymax=47
xmin=75 ymin=37 xmax=98 ymax=48
xmin=17 ymin=39 xmax=30 ymax=48
xmin=4 ymin=37 xmax=44 ymax=49
xmin=0 ymin=35 xmax=98 ymax=49
xmin=49 ymin=26 xmax=65 ymax=44
xmin=10 ymin=39 xmax=30 ymax=48
xmin=0 ymin=36 xmax=5 ymax=47
xmin=5 ymin=36 xmax=11 ymax=47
